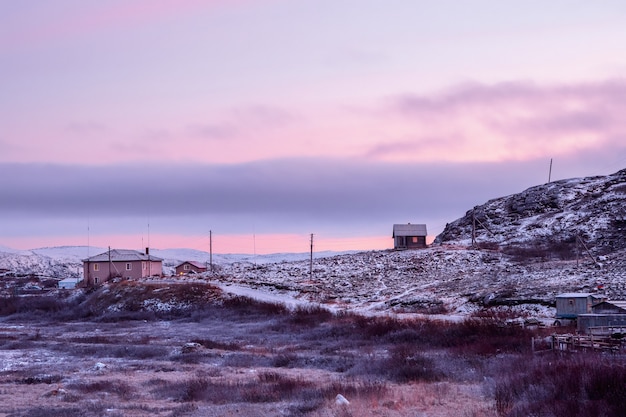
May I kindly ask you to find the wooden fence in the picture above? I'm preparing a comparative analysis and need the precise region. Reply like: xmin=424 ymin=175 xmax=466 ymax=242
xmin=532 ymin=331 xmax=626 ymax=354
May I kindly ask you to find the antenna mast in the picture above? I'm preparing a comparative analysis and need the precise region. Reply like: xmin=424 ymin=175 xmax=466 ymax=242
xmin=309 ymin=233 xmax=314 ymax=278
xmin=548 ymin=158 xmax=553 ymax=183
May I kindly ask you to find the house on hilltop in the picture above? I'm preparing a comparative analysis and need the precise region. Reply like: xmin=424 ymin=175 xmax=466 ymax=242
xmin=82 ymin=248 xmax=163 ymax=285
xmin=175 ymin=261 xmax=207 ymax=275
xmin=392 ymin=223 xmax=427 ymax=250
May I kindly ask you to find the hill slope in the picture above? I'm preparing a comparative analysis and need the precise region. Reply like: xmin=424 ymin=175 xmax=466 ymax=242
xmin=434 ymin=168 xmax=626 ymax=257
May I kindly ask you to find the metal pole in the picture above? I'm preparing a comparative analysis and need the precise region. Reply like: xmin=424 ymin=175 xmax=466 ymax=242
xmin=310 ymin=234 xmax=314 ymax=279
xmin=548 ymin=158 xmax=553 ymax=183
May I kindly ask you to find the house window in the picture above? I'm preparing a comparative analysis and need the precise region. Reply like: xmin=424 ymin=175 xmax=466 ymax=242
xmin=93 ymin=263 xmax=99 ymax=271
xmin=126 ymin=263 xmax=132 ymax=271
xmin=94 ymin=277 xmax=99 ymax=284
xmin=412 ymin=237 xmax=418 ymax=243
xmin=142 ymin=262 xmax=146 ymax=270
xmin=184 ymin=264 xmax=190 ymax=270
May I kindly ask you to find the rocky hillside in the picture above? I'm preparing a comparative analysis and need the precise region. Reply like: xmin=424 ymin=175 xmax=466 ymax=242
xmin=434 ymin=168 xmax=626 ymax=257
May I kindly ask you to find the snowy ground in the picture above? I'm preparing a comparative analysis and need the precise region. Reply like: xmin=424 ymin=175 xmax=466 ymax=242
xmin=5 ymin=244 xmax=626 ymax=322
xmin=179 ymin=245 xmax=626 ymax=321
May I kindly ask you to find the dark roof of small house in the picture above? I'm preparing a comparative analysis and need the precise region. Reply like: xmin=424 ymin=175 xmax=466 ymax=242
xmin=392 ymin=223 xmax=427 ymax=237
xmin=593 ymin=300 xmax=626 ymax=311
xmin=176 ymin=261 xmax=207 ymax=269
xmin=83 ymin=249 xmax=163 ymax=262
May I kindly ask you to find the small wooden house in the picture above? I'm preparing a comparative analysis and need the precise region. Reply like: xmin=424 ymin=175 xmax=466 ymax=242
xmin=392 ymin=223 xmax=427 ymax=250
xmin=82 ymin=248 xmax=163 ymax=285
xmin=175 ymin=261 xmax=207 ymax=275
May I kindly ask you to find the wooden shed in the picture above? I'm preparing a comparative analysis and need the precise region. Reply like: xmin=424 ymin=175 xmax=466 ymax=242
xmin=392 ymin=223 xmax=427 ymax=250
xmin=591 ymin=300 xmax=626 ymax=314
xmin=578 ymin=313 xmax=626 ymax=334
xmin=175 ymin=261 xmax=207 ymax=275
xmin=555 ymin=293 xmax=607 ymax=321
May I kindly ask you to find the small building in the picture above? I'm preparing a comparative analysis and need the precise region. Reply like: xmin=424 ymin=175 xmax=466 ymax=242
xmin=591 ymin=300 xmax=626 ymax=314
xmin=574 ymin=300 xmax=626 ymax=334
xmin=175 ymin=261 xmax=207 ymax=276
xmin=82 ymin=248 xmax=163 ymax=286
xmin=58 ymin=277 xmax=82 ymax=289
xmin=577 ymin=313 xmax=626 ymax=334
xmin=392 ymin=223 xmax=427 ymax=250
xmin=554 ymin=293 xmax=607 ymax=322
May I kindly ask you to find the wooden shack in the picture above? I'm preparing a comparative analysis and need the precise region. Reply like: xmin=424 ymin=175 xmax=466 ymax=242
xmin=175 ymin=261 xmax=207 ymax=275
xmin=578 ymin=313 xmax=626 ymax=335
xmin=392 ymin=223 xmax=427 ymax=250
xmin=555 ymin=293 xmax=606 ymax=319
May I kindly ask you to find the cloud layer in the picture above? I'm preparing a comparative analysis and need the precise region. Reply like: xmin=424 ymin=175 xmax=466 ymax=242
xmin=2 ymin=154 xmax=620 ymax=242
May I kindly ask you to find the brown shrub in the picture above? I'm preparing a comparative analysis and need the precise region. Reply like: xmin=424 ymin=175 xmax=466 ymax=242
xmin=495 ymin=354 xmax=626 ymax=417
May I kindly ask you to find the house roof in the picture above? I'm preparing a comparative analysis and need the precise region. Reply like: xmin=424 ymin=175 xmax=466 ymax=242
xmin=83 ymin=249 xmax=163 ymax=262
xmin=598 ymin=300 xmax=626 ymax=310
xmin=556 ymin=293 xmax=599 ymax=299
xmin=392 ymin=223 xmax=427 ymax=237
xmin=176 ymin=261 xmax=207 ymax=269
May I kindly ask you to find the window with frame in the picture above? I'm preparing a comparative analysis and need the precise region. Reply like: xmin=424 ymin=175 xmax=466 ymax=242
xmin=126 ymin=263 xmax=132 ymax=271
xmin=184 ymin=264 xmax=190 ymax=270
xmin=412 ymin=237 xmax=418 ymax=243
xmin=93 ymin=263 xmax=99 ymax=271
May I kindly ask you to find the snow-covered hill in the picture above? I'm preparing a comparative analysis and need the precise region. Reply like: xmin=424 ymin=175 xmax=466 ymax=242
xmin=434 ymin=168 xmax=626 ymax=255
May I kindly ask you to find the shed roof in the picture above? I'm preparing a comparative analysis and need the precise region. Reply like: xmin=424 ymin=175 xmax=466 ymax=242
xmin=392 ymin=223 xmax=427 ymax=237
xmin=83 ymin=249 xmax=163 ymax=262
xmin=556 ymin=293 xmax=599 ymax=299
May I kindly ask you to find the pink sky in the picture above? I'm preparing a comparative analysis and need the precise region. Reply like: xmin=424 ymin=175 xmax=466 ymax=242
xmin=6 ymin=233 xmax=399 ymax=255
xmin=1 ymin=1 xmax=626 ymax=253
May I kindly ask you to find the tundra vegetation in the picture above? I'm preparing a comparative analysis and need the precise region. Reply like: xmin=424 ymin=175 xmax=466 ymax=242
xmin=0 ymin=281 xmax=625 ymax=417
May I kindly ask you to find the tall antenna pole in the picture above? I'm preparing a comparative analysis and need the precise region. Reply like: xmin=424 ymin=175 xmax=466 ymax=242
xmin=309 ymin=233 xmax=314 ymax=278
xmin=471 ymin=209 xmax=476 ymax=247
xmin=548 ymin=158 xmax=553 ymax=183
xmin=209 ymin=230 xmax=213 ymax=273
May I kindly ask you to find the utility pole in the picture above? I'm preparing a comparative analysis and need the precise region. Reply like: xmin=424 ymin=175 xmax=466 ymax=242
xmin=209 ymin=230 xmax=213 ymax=273
xmin=548 ymin=158 xmax=553 ymax=183
xmin=471 ymin=209 xmax=476 ymax=247
xmin=108 ymin=246 xmax=112 ymax=281
xmin=309 ymin=234 xmax=314 ymax=279
xmin=576 ymin=234 xmax=580 ymax=267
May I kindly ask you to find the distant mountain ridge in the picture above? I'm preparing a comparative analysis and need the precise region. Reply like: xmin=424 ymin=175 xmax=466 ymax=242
xmin=434 ymin=168 xmax=626 ymax=256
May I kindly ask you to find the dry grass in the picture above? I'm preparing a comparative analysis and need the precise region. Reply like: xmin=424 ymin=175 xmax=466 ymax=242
xmin=0 ymin=283 xmax=596 ymax=416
